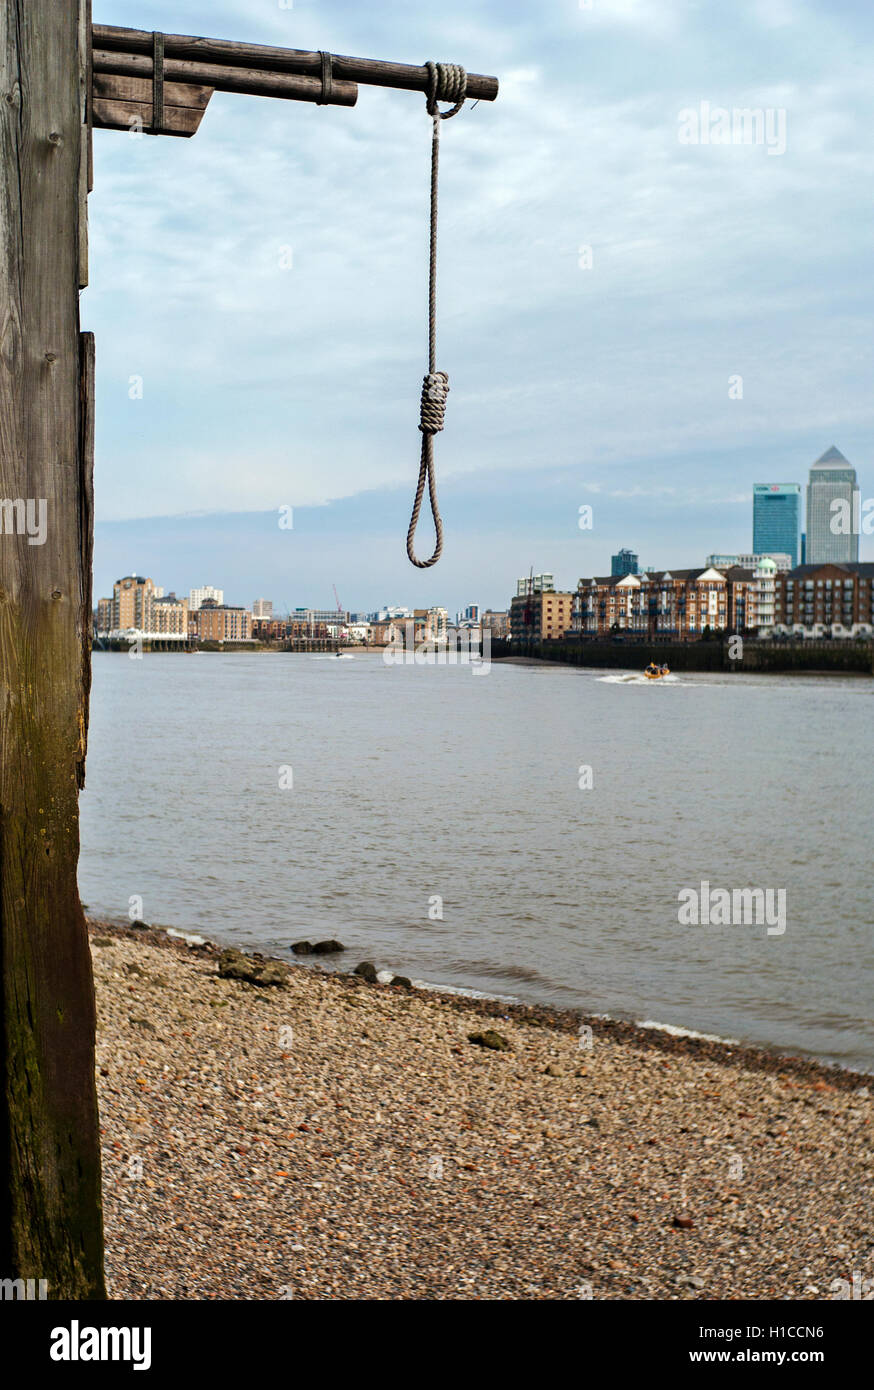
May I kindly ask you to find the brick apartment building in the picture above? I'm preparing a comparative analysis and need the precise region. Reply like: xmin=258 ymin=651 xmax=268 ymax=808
xmin=194 ymin=601 xmax=253 ymax=643
xmin=251 ymin=617 xmax=329 ymax=642
xmin=510 ymin=589 xmax=575 ymax=641
xmin=774 ymin=562 xmax=874 ymax=630
xmin=573 ymin=568 xmax=731 ymax=639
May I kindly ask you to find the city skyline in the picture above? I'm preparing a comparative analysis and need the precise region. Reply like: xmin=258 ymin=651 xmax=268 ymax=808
xmin=88 ymin=0 xmax=874 ymax=609
xmin=94 ymin=443 xmax=872 ymax=614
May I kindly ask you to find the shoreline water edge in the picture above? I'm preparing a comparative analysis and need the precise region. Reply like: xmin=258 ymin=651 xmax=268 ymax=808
xmin=87 ymin=917 xmax=871 ymax=1087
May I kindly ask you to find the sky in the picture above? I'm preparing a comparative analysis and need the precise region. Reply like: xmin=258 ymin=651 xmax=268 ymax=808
xmin=88 ymin=0 xmax=874 ymax=612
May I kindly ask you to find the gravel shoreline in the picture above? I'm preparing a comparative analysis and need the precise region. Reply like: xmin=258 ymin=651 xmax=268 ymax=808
xmin=91 ymin=919 xmax=873 ymax=1300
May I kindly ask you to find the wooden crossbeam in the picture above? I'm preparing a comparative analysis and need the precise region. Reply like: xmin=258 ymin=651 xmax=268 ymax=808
xmin=92 ymin=48 xmax=358 ymax=117
xmin=92 ymin=23 xmax=499 ymax=102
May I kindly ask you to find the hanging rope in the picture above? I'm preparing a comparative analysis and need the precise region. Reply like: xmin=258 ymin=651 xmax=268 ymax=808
xmin=406 ymin=62 xmax=467 ymax=568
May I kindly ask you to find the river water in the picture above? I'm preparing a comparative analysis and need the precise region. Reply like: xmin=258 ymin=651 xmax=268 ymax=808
xmin=79 ymin=651 xmax=874 ymax=1071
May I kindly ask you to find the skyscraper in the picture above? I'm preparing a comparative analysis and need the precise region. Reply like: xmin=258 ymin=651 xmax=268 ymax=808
xmin=752 ymin=484 xmax=801 ymax=568
xmin=611 ymin=547 xmax=639 ymax=577
xmin=805 ymin=447 xmax=859 ymax=565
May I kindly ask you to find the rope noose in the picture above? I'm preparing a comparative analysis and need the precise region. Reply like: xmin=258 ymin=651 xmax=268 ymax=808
xmin=406 ymin=62 xmax=467 ymax=569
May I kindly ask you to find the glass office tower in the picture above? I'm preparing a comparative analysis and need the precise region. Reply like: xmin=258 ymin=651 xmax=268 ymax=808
xmin=752 ymin=483 xmax=802 ymax=568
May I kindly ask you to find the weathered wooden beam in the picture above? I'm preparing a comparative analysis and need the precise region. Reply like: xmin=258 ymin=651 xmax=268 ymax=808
xmin=92 ymin=48 xmax=358 ymax=108
xmin=0 ymin=0 xmax=105 ymax=1296
xmin=92 ymin=72 xmax=213 ymax=138
xmin=92 ymin=24 xmax=499 ymax=102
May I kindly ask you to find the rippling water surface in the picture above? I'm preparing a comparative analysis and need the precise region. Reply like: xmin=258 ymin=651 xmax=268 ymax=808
xmin=79 ymin=651 xmax=874 ymax=1070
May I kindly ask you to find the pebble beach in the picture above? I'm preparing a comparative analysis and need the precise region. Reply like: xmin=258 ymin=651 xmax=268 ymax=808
xmin=91 ymin=921 xmax=873 ymax=1301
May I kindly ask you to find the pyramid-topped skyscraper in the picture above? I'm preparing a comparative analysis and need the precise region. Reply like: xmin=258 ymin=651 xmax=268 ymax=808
xmin=806 ymin=447 xmax=859 ymax=565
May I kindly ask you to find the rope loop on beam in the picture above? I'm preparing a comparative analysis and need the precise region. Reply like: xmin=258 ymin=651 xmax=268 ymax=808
xmin=424 ymin=61 xmax=467 ymax=119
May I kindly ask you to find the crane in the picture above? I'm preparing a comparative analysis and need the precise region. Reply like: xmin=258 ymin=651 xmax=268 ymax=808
xmin=332 ymin=584 xmax=347 ymax=645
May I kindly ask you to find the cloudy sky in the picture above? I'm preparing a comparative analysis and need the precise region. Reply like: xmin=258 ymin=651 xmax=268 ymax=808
xmin=88 ymin=0 xmax=874 ymax=612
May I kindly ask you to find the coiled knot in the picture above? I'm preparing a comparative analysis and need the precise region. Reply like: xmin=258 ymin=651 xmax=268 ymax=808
xmin=419 ymin=371 xmax=450 ymax=433
xmin=425 ymin=62 xmax=467 ymax=119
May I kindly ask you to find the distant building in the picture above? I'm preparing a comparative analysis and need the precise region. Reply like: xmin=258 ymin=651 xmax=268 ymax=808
xmin=752 ymin=484 xmax=802 ymax=568
xmin=189 ymin=585 xmax=224 ymax=611
xmin=515 ymin=573 xmax=554 ymax=597
xmin=706 ymin=551 xmax=792 ymax=573
xmin=481 ymin=609 xmax=509 ymax=639
xmin=775 ymin=562 xmax=874 ymax=632
xmin=573 ymin=568 xmax=729 ymax=639
xmin=252 ymin=598 xmax=273 ymax=619
xmin=723 ymin=557 xmax=778 ymax=632
xmin=291 ymin=606 xmax=348 ymax=633
xmin=458 ymin=604 xmax=480 ymax=624
xmin=510 ymin=589 xmax=574 ymax=641
xmin=611 ymin=548 xmax=639 ymax=577
xmin=196 ymin=603 xmax=252 ymax=643
xmin=806 ymin=447 xmax=859 ymax=565
xmin=111 ymin=575 xmax=155 ymax=630
xmin=96 ymin=597 xmax=112 ymax=633
xmin=146 ymin=591 xmax=189 ymax=638
xmin=413 ymin=608 xmax=449 ymax=642
xmin=375 ymin=605 xmax=411 ymax=622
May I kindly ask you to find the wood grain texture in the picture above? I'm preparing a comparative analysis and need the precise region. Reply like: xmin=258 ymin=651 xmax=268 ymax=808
xmin=92 ymin=23 xmax=499 ymax=101
xmin=92 ymin=49 xmax=358 ymax=107
xmin=92 ymin=88 xmax=212 ymax=139
xmin=92 ymin=71 xmax=213 ymax=138
xmin=0 ymin=0 xmax=105 ymax=1297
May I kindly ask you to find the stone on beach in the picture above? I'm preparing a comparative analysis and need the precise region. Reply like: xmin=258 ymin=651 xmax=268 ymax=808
xmin=217 ymin=947 xmax=289 ymax=988
xmin=468 ymin=1029 xmax=511 ymax=1051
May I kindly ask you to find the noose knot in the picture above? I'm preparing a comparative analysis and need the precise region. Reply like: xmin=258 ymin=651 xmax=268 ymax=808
xmin=425 ymin=62 xmax=467 ymax=118
xmin=419 ymin=371 xmax=449 ymax=433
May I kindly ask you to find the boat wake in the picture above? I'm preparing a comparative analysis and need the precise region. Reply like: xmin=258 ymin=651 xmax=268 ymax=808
xmin=597 ymin=672 xmax=684 ymax=686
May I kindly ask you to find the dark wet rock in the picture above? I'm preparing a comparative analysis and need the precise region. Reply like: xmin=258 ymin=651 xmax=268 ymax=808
xmin=291 ymin=941 xmax=313 ymax=954
xmin=312 ymin=939 xmax=345 ymax=955
xmin=391 ymin=975 xmax=413 ymax=990
xmin=354 ymin=961 xmax=378 ymax=983
xmin=468 ymin=1029 xmax=511 ymax=1052
xmin=672 ymin=1214 xmax=695 ymax=1230
xmin=218 ymin=947 xmax=288 ymax=988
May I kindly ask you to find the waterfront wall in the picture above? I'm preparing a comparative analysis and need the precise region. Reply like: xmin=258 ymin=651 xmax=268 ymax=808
xmin=493 ymin=638 xmax=874 ymax=674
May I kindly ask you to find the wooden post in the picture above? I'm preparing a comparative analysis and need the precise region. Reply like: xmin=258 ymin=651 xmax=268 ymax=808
xmin=0 ymin=0 xmax=105 ymax=1297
